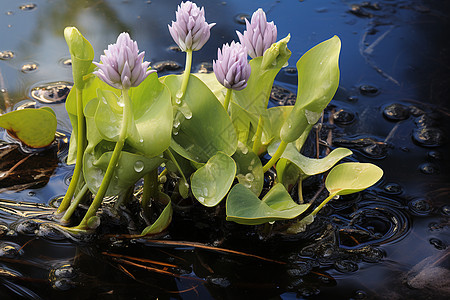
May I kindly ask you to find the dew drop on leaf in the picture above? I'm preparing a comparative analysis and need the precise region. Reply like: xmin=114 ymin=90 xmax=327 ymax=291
xmin=134 ymin=160 xmax=144 ymax=173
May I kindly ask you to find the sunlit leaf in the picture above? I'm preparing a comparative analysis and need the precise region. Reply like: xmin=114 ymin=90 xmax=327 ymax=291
xmin=141 ymin=198 xmax=172 ymax=236
xmin=276 ymin=158 xmax=300 ymax=190
xmin=163 ymin=74 xmax=237 ymax=163
xmin=226 ymin=183 xmax=309 ymax=225
xmin=0 ymin=108 xmax=56 ymax=148
xmin=325 ymin=162 xmax=383 ymax=196
xmin=64 ymin=27 xmax=94 ymax=89
xmin=233 ymin=142 xmax=264 ymax=196
xmin=191 ymin=152 xmax=236 ymax=207
xmin=281 ymin=36 xmax=341 ymax=143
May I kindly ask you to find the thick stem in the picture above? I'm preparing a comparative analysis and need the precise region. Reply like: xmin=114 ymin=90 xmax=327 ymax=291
xmin=310 ymin=192 xmax=337 ymax=217
xmin=263 ymin=141 xmax=287 ymax=173
xmin=76 ymin=88 xmax=131 ymax=229
xmin=178 ymin=50 xmax=193 ymax=100
xmin=57 ymin=88 xmax=85 ymax=214
xmin=61 ymin=184 xmax=89 ymax=223
xmin=252 ymin=115 xmax=264 ymax=154
xmin=223 ymin=88 xmax=232 ymax=112
xmin=297 ymin=175 xmax=304 ymax=204
xmin=142 ymin=169 xmax=158 ymax=215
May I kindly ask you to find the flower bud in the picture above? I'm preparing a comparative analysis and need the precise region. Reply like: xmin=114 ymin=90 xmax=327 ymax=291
xmin=236 ymin=8 xmax=277 ymax=59
xmin=168 ymin=1 xmax=215 ymax=52
xmin=213 ymin=41 xmax=251 ymax=91
xmin=93 ymin=32 xmax=154 ymax=90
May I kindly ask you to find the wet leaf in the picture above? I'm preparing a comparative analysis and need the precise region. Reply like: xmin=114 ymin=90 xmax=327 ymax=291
xmin=141 ymin=198 xmax=172 ymax=236
xmin=163 ymin=74 xmax=237 ymax=163
xmin=64 ymin=27 xmax=94 ymax=89
xmin=191 ymin=152 xmax=236 ymax=207
xmin=226 ymin=183 xmax=309 ymax=225
xmin=233 ymin=143 xmax=264 ymax=196
xmin=281 ymin=36 xmax=341 ymax=143
xmin=325 ymin=162 xmax=383 ymax=195
xmin=268 ymin=141 xmax=352 ymax=176
xmin=0 ymin=108 xmax=57 ymax=148
xmin=276 ymin=158 xmax=300 ymax=190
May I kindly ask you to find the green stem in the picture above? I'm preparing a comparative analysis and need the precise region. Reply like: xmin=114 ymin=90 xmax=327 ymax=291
xmin=297 ymin=175 xmax=304 ymax=204
xmin=262 ymin=141 xmax=287 ymax=173
xmin=223 ymin=88 xmax=232 ymax=111
xmin=57 ymin=88 xmax=85 ymax=214
xmin=165 ymin=149 xmax=187 ymax=183
xmin=310 ymin=192 xmax=337 ymax=217
xmin=178 ymin=50 xmax=193 ymax=100
xmin=76 ymin=88 xmax=131 ymax=229
xmin=142 ymin=169 xmax=158 ymax=214
xmin=61 ymin=183 xmax=89 ymax=223
xmin=252 ymin=115 xmax=264 ymax=154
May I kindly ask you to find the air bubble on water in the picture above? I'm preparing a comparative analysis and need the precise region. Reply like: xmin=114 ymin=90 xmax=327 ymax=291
xmin=21 ymin=63 xmax=38 ymax=73
xmin=0 ymin=50 xmax=14 ymax=60
xmin=134 ymin=160 xmax=145 ymax=173
xmin=19 ymin=4 xmax=37 ymax=11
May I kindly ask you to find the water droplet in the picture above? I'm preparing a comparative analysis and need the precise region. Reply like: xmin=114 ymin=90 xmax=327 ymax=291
xmin=305 ymin=109 xmax=321 ymax=125
xmin=61 ymin=58 xmax=72 ymax=66
xmin=234 ymin=13 xmax=249 ymax=24
xmin=245 ymin=173 xmax=254 ymax=182
xmin=0 ymin=50 xmax=14 ymax=60
xmin=117 ymin=100 xmax=124 ymax=107
xmin=0 ymin=88 xmax=6 ymax=93
xmin=21 ymin=63 xmax=38 ymax=73
xmin=173 ymin=118 xmax=181 ymax=129
xmin=19 ymin=4 xmax=37 ymax=11
xmin=359 ymin=84 xmax=379 ymax=96
xmin=203 ymin=187 xmax=209 ymax=197
xmin=102 ymin=97 xmax=107 ymax=104
xmin=139 ymin=138 xmax=144 ymax=143
xmin=198 ymin=196 xmax=205 ymax=203
xmin=178 ymin=102 xmax=192 ymax=119
xmin=134 ymin=160 xmax=145 ymax=173
xmin=30 ymin=81 xmax=72 ymax=103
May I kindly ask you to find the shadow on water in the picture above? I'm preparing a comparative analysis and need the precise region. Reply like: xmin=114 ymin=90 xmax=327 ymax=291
xmin=0 ymin=0 xmax=449 ymax=298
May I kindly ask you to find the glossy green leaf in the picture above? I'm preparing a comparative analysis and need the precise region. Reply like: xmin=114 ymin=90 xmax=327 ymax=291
xmin=83 ymin=150 xmax=164 ymax=196
xmin=229 ymin=102 xmax=258 ymax=145
xmin=226 ymin=183 xmax=309 ymax=225
xmin=276 ymin=158 xmax=300 ymax=190
xmin=64 ymin=27 xmax=94 ymax=89
xmin=233 ymin=142 xmax=264 ymax=196
xmin=191 ymin=152 xmax=236 ymax=207
xmin=163 ymin=74 xmax=237 ymax=163
xmin=141 ymin=199 xmax=173 ymax=236
xmin=268 ymin=141 xmax=352 ymax=176
xmin=325 ymin=162 xmax=383 ymax=196
xmin=0 ymin=108 xmax=56 ymax=148
xmin=281 ymin=36 xmax=341 ymax=143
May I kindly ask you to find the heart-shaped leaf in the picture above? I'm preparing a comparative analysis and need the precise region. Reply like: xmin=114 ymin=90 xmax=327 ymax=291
xmin=325 ymin=162 xmax=383 ymax=196
xmin=0 ymin=108 xmax=56 ymax=148
xmin=226 ymin=183 xmax=309 ymax=225
xmin=268 ymin=141 xmax=352 ymax=176
xmin=233 ymin=142 xmax=264 ymax=196
xmin=191 ymin=152 xmax=236 ymax=207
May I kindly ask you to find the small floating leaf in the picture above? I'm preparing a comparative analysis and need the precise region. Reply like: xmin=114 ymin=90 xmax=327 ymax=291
xmin=268 ymin=142 xmax=352 ymax=176
xmin=191 ymin=152 xmax=236 ymax=207
xmin=0 ymin=108 xmax=57 ymax=148
xmin=141 ymin=199 xmax=172 ymax=236
xmin=325 ymin=162 xmax=383 ymax=195
xmin=226 ymin=183 xmax=309 ymax=225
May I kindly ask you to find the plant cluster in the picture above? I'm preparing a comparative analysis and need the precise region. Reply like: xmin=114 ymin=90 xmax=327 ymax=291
xmin=1 ymin=1 xmax=383 ymax=235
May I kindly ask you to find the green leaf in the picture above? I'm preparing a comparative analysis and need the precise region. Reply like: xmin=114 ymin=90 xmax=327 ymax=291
xmin=0 ymin=108 xmax=56 ymax=148
xmin=141 ymin=199 xmax=173 ymax=236
xmin=325 ymin=162 xmax=383 ymax=196
xmin=163 ymin=74 xmax=237 ymax=163
xmin=281 ymin=36 xmax=341 ymax=143
xmin=286 ymin=214 xmax=315 ymax=234
xmin=233 ymin=142 xmax=264 ymax=196
xmin=276 ymin=158 xmax=300 ymax=190
xmin=261 ymin=105 xmax=293 ymax=145
xmin=226 ymin=183 xmax=309 ymax=225
xmin=191 ymin=152 xmax=236 ymax=207
xmin=83 ymin=150 xmax=164 ymax=196
xmin=268 ymin=142 xmax=352 ymax=176
xmin=64 ymin=27 xmax=94 ymax=89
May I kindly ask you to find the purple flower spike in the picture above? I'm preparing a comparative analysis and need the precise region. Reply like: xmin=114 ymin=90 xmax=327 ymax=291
xmin=168 ymin=1 xmax=215 ymax=52
xmin=236 ymin=8 xmax=277 ymax=59
xmin=93 ymin=32 xmax=155 ymax=89
xmin=213 ymin=41 xmax=251 ymax=91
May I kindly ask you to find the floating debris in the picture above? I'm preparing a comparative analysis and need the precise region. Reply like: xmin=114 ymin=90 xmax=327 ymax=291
xmin=19 ymin=3 xmax=37 ymax=11
xmin=333 ymin=109 xmax=356 ymax=125
xmin=0 ymin=50 xmax=14 ymax=60
xmin=30 ymin=81 xmax=72 ymax=104
xmin=383 ymin=103 xmax=410 ymax=121
xmin=21 ymin=63 xmax=38 ymax=73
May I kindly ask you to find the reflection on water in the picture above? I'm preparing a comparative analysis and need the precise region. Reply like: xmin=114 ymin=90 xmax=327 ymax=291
xmin=0 ymin=0 xmax=449 ymax=298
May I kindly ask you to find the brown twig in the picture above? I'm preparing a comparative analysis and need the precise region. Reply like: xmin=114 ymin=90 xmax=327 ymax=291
xmin=102 ymin=252 xmax=179 ymax=268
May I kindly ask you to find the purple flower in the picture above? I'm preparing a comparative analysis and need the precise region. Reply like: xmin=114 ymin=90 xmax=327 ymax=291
xmin=93 ymin=32 xmax=154 ymax=89
xmin=168 ymin=1 xmax=215 ymax=52
xmin=213 ymin=41 xmax=251 ymax=91
xmin=236 ymin=8 xmax=277 ymax=59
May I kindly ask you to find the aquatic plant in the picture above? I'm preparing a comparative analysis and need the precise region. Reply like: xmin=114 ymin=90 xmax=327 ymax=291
xmin=3 ymin=1 xmax=383 ymax=235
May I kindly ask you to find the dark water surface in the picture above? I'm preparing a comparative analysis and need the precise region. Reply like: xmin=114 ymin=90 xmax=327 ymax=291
xmin=0 ymin=0 xmax=449 ymax=299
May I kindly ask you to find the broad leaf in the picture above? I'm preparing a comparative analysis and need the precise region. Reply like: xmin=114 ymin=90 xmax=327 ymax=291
xmin=141 ymin=198 xmax=172 ymax=235
xmin=268 ymin=141 xmax=352 ymax=176
xmin=226 ymin=183 xmax=309 ymax=225
xmin=233 ymin=142 xmax=264 ymax=196
xmin=281 ymin=36 xmax=341 ymax=143
xmin=276 ymin=158 xmax=300 ymax=190
xmin=0 ymin=108 xmax=56 ymax=148
xmin=64 ymin=27 xmax=94 ymax=89
xmin=325 ymin=162 xmax=383 ymax=196
xmin=163 ymin=74 xmax=237 ymax=163
xmin=191 ymin=152 xmax=236 ymax=207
